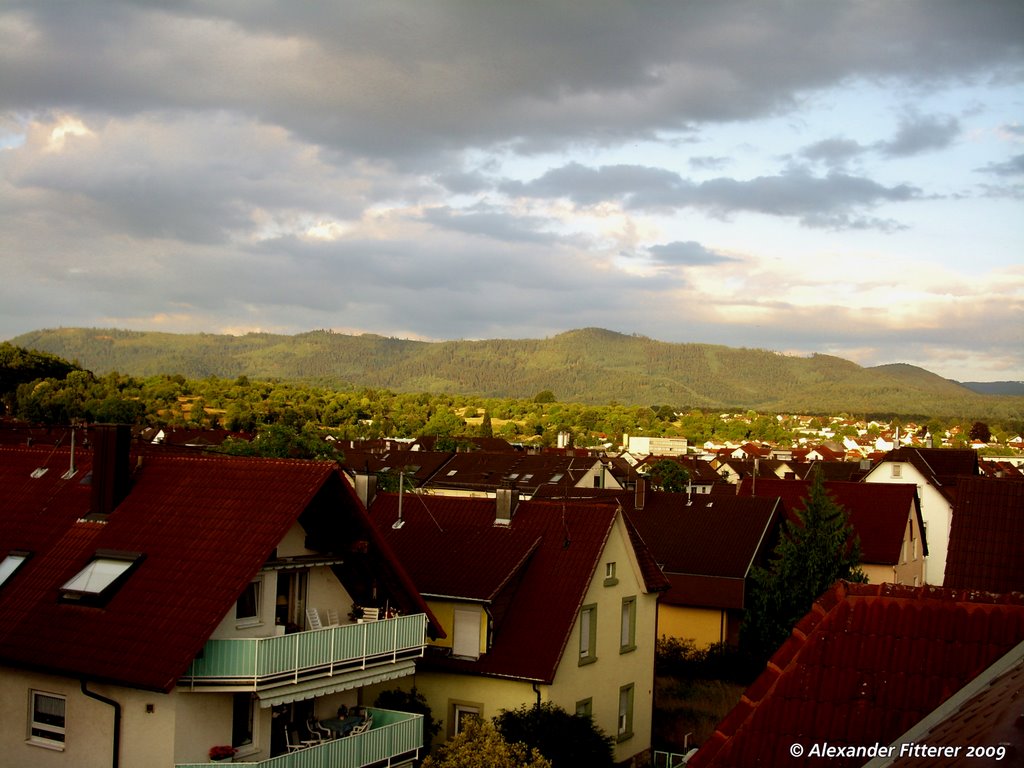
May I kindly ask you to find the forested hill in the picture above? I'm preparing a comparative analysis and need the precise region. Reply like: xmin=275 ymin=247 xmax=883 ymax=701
xmin=8 ymin=327 xmax=1014 ymax=417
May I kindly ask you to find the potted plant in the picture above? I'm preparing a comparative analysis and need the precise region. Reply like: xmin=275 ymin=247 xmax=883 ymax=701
xmin=348 ymin=603 xmax=365 ymax=622
xmin=209 ymin=745 xmax=237 ymax=763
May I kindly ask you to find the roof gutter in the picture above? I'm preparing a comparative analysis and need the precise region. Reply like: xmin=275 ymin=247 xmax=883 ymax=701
xmin=81 ymin=680 xmax=121 ymax=768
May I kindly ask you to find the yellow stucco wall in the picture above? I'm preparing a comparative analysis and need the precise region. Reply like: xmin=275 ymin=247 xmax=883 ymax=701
xmin=549 ymin=513 xmax=657 ymax=764
xmin=389 ymin=512 xmax=657 ymax=765
xmin=657 ymin=604 xmax=729 ymax=648
xmin=0 ymin=669 xmax=177 ymax=768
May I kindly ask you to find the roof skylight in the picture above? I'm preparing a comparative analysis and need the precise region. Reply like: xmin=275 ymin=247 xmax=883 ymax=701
xmin=0 ymin=551 xmax=30 ymax=588
xmin=60 ymin=551 xmax=143 ymax=603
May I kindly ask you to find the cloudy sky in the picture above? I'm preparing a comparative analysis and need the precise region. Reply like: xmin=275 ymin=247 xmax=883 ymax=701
xmin=2 ymin=1 xmax=1022 ymax=381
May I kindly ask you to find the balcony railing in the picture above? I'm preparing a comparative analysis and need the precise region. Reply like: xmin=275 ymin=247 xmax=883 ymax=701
xmin=180 ymin=614 xmax=427 ymax=689
xmin=175 ymin=708 xmax=423 ymax=768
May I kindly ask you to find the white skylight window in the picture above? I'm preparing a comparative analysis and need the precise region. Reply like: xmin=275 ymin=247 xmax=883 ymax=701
xmin=0 ymin=551 xmax=30 ymax=588
xmin=60 ymin=552 xmax=143 ymax=603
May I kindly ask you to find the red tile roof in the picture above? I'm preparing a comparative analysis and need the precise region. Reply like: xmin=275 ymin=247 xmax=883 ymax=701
xmin=944 ymin=477 xmax=1024 ymax=593
xmin=740 ymin=478 xmax=923 ymax=565
xmin=420 ymin=452 xmax=597 ymax=494
xmin=533 ymin=486 xmax=779 ymax=611
xmin=367 ymin=493 xmax=667 ymax=683
xmin=874 ymin=641 xmax=1024 ymax=767
xmin=0 ymin=444 xmax=433 ymax=692
xmin=878 ymin=448 xmax=980 ymax=502
xmin=689 ymin=582 xmax=1024 ymax=768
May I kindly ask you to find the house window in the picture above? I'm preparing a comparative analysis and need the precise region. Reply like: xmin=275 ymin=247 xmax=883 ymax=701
xmin=235 ymin=578 xmax=262 ymax=625
xmin=620 ymin=597 xmax=637 ymax=653
xmin=60 ymin=551 xmax=143 ymax=604
xmin=891 ymin=463 xmax=903 ymax=478
xmin=579 ymin=604 xmax=597 ymax=665
xmin=453 ymin=608 xmax=481 ymax=660
xmin=449 ymin=702 xmax=482 ymax=737
xmin=575 ymin=698 xmax=593 ymax=718
xmin=617 ymin=684 xmax=634 ymax=742
xmin=0 ymin=551 xmax=30 ymax=588
xmin=29 ymin=691 xmax=66 ymax=748
xmin=232 ymin=694 xmax=255 ymax=749
xmin=604 ymin=561 xmax=618 ymax=587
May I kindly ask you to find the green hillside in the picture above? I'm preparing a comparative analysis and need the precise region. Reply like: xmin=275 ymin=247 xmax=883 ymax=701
xmin=9 ymin=326 xmax=1019 ymax=418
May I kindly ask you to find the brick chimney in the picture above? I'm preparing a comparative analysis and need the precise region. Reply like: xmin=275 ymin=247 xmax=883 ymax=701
xmin=91 ymin=424 xmax=133 ymax=517
xmin=635 ymin=476 xmax=646 ymax=510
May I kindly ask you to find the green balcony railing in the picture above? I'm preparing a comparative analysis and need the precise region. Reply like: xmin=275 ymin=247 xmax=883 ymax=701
xmin=181 ymin=614 xmax=427 ymax=689
xmin=175 ymin=708 xmax=423 ymax=768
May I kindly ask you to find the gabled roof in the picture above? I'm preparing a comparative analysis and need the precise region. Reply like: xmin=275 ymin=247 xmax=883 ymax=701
xmin=368 ymin=494 xmax=541 ymax=601
xmin=740 ymin=478 xmax=924 ymax=565
xmin=367 ymin=493 xmax=667 ymax=683
xmin=0 ymin=443 xmax=434 ymax=692
xmin=533 ymin=486 xmax=779 ymax=610
xmin=944 ymin=476 xmax=1024 ymax=593
xmin=874 ymin=448 xmax=980 ymax=500
xmin=691 ymin=582 xmax=1024 ymax=768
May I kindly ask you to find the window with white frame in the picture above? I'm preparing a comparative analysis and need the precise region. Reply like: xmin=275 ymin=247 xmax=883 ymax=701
xmin=620 ymin=596 xmax=636 ymax=653
xmin=579 ymin=604 xmax=597 ymax=665
xmin=235 ymin=577 xmax=262 ymax=625
xmin=29 ymin=691 xmax=66 ymax=748
xmin=451 ymin=702 xmax=481 ymax=737
xmin=604 ymin=561 xmax=618 ymax=587
xmin=891 ymin=463 xmax=903 ymax=478
xmin=617 ymin=684 xmax=634 ymax=741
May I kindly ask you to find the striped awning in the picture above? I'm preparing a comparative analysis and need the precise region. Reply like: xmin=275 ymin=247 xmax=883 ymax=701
xmin=255 ymin=660 xmax=416 ymax=707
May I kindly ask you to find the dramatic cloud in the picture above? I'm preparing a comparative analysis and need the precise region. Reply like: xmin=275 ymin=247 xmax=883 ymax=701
xmin=1 ymin=1 xmax=1022 ymax=380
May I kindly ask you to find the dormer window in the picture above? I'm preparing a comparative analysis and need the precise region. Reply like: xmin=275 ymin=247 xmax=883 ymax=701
xmin=60 ymin=551 xmax=143 ymax=604
xmin=0 ymin=550 xmax=31 ymax=588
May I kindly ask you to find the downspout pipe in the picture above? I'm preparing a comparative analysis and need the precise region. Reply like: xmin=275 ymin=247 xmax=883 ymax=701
xmin=81 ymin=680 xmax=121 ymax=768
xmin=532 ymin=682 xmax=542 ymax=708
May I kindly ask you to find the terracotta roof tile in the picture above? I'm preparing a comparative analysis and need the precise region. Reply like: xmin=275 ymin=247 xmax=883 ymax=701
xmin=368 ymin=494 xmax=663 ymax=683
xmin=741 ymin=478 xmax=922 ymax=565
xmin=0 ymin=444 xmax=433 ymax=691
xmin=534 ymin=486 xmax=777 ymax=611
xmin=944 ymin=477 xmax=1024 ymax=593
xmin=690 ymin=581 xmax=1024 ymax=768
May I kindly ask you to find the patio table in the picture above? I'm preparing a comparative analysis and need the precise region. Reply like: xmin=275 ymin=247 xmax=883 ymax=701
xmin=321 ymin=716 xmax=362 ymax=736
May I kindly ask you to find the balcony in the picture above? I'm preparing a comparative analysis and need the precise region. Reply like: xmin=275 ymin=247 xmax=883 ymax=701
xmin=180 ymin=614 xmax=427 ymax=690
xmin=175 ymin=708 xmax=423 ymax=768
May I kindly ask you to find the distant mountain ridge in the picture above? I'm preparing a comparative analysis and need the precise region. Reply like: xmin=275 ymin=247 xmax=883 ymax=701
xmin=8 ymin=327 xmax=1018 ymax=417
xmin=958 ymin=381 xmax=1024 ymax=396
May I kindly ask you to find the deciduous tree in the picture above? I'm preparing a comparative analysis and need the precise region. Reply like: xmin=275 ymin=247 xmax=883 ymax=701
xmin=422 ymin=718 xmax=550 ymax=768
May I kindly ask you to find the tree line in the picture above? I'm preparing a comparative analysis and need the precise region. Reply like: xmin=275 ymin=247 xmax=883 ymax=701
xmin=3 ymin=343 xmax=1020 ymax=450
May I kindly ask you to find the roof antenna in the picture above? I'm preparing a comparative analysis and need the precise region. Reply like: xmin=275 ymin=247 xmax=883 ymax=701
xmin=392 ymin=471 xmax=406 ymax=529
xmin=62 ymin=428 xmax=78 ymax=480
